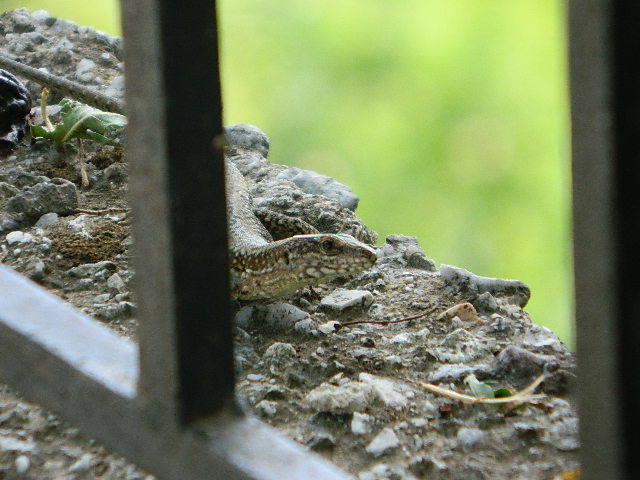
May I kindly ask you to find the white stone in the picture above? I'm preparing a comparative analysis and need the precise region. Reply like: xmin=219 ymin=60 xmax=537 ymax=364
xmin=365 ymin=428 xmax=399 ymax=457
xmin=107 ymin=273 xmax=126 ymax=291
xmin=359 ymin=373 xmax=409 ymax=409
xmin=318 ymin=321 xmax=340 ymax=335
xmin=5 ymin=231 xmax=33 ymax=245
xmin=35 ymin=212 xmax=59 ymax=227
xmin=321 ymin=288 xmax=374 ymax=312
xmin=304 ymin=381 xmax=372 ymax=414
xmin=351 ymin=412 xmax=374 ymax=435
xmin=14 ymin=455 xmax=30 ymax=474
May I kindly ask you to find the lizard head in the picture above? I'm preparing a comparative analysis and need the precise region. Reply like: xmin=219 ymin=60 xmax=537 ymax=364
xmin=231 ymin=233 xmax=378 ymax=300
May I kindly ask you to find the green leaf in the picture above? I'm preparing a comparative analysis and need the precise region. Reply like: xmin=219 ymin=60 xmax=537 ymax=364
xmin=31 ymin=98 xmax=126 ymax=145
xmin=463 ymin=374 xmax=495 ymax=398
xmin=492 ymin=388 xmax=513 ymax=398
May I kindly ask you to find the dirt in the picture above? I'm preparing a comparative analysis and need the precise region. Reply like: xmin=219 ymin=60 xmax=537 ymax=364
xmin=0 ymin=8 xmax=580 ymax=480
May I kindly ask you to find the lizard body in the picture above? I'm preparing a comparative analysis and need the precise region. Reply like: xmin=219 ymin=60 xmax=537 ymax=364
xmin=0 ymin=54 xmax=377 ymax=299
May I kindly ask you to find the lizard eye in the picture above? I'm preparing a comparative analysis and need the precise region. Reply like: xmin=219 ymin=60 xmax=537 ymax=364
xmin=321 ymin=239 xmax=335 ymax=251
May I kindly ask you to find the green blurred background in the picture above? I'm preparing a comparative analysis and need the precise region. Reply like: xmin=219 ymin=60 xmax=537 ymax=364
xmin=1 ymin=1 xmax=573 ymax=346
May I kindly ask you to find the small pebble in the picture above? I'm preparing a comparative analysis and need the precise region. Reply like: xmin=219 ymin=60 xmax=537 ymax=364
xmin=365 ymin=427 xmax=399 ymax=457
xmin=35 ymin=212 xmax=59 ymax=227
xmin=5 ymin=231 xmax=33 ymax=245
xmin=14 ymin=455 xmax=29 ymax=474
xmin=351 ymin=412 xmax=373 ymax=435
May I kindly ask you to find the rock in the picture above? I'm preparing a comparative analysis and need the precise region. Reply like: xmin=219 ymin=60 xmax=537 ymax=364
xmin=227 ymin=148 xmax=377 ymax=244
xmin=103 ymin=163 xmax=129 ymax=184
xmin=441 ymin=328 xmax=475 ymax=348
xmin=456 ymin=427 xmax=485 ymax=451
xmin=5 ymin=230 xmax=33 ymax=245
xmin=351 ymin=412 xmax=374 ymax=435
xmin=30 ymin=9 xmax=50 ymax=23
xmin=430 ymin=363 xmax=474 ymax=382
xmin=473 ymin=291 xmax=499 ymax=314
xmin=0 ymin=170 xmax=49 ymax=189
xmin=66 ymin=261 xmax=117 ymax=278
xmin=26 ymin=259 xmax=46 ymax=281
xmin=6 ymin=178 xmax=78 ymax=220
xmin=359 ymin=464 xmax=415 ymax=480
xmin=105 ymin=74 xmax=125 ymax=98
xmin=94 ymin=302 xmax=134 ymax=321
xmin=494 ymin=346 xmax=557 ymax=382
xmin=307 ymin=433 xmax=336 ymax=452
xmin=106 ymin=272 xmax=126 ymax=292
xmin=276 ymin=167 xmax=360 ymax=210
xmin=318 ymin=321 xmax=341 ymax=335
xmin=68 ymin=453 xmax=95 ymax=473
xmin=384 ymin=355 xmax=404 ymax=368
xmin=75 ymin=58 xmax=96 ymax=82
xmin=365 ymin=427 xmax=400 ymax=457
xmin=35 ymin=212 xmax=59 ymax=227
xmin=255 ymin=400 xmax=278 ymax=418
xmin=234 ymin=303 xmax=309 ymax=330
xmin=304 ymin=381 xmax=372 ymax=414
xmin=359 ymin=373 xmax=409 ymax=409
xmin=225 ymin=124 xmax=270 ymax=157
xmin=14 ymin=454 xmax=30 ymax=474
xmin=522 ymin=325 xmax=564 ymax=352
xmin=263 ymin=342 xmax=297 ymax=375
xmin=320 ymin=288 xmax=374 ymax=317
xmin=0 ymin=182 xmax=19 ymax=202
xmin=440 ymin=264 xmax=530 ymax=307
xmin=93 ymin=293 xmax=111 ymax=303
xmin=293 ymin=317 xmax=314 ymax=334
xmin=0 ymin=215 xmax=22 ymax=233
xmin=379 ymin=235 xmax=436 ymax=271
xmin=0 ymin=435 xmax=35 ymax=452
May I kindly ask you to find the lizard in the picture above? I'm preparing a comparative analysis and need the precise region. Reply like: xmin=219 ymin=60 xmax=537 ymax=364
xmin=0 ymin=53 xmax=378 ymax=300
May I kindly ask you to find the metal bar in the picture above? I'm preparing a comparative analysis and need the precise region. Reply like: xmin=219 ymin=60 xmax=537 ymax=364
xmin=0 ymin=265 xmax=353 ymax=480
xmin=121 ymin=0 xmax=234 ymax=424
xmin=610 ymin=1 xmax=640 ymax=476
xmin=570 ymin=0 xmax=640 ymax=478
xmin=0 ymin=264 xmax=137 ymax=403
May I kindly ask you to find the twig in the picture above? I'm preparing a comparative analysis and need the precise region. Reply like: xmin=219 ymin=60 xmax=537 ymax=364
xmin=420 ymin=374 xmax=547 ymax=406
xmin=76 ymin=138 xmax=89 ymax=187
xmin=338 ymin=308 xmax=435 ymax=328
xmin=75 ymin=207 xmax=130 ymax=215
xmin=41 ymin=87 xmax=54 ymax=130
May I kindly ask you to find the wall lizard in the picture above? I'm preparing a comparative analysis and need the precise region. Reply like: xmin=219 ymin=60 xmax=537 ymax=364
xmin=0 ymin=53 xmax=378 ymax=300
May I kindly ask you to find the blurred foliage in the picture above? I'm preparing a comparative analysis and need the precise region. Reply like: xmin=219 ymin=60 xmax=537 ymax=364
xmin=1 ymin=1 xmax=573 ymax=347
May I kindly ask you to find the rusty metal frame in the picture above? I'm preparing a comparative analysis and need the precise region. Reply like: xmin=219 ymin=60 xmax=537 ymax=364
xmin=0 ymin=0 xmax=351 ymax=478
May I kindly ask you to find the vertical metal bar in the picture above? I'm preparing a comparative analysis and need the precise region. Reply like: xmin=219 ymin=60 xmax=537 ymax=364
xmin=121 ymin=0 xmax=233 ymax=424
xmin=570 ymin=1 xmax=640 ymax=478
xmin=610 ymin=1 xmax=640 ymax=477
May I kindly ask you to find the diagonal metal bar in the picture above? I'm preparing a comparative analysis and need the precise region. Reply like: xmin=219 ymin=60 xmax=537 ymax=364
xmin=0 ymin=266 xmax=352 ymax=480
xmin=121 ymin=0 xmax=234 ymax=424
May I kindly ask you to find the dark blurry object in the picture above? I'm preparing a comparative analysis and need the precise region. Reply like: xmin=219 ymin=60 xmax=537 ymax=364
xmin=0 ymin=68 xmax=32 ymax=158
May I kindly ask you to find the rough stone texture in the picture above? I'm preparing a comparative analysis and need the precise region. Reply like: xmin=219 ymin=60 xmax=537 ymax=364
xmin=227 ymin=147 xmax=377 ymax=244
xmin=320 ymin=288 xmax=374 ymax=318
xmin=225 ymin=123 xmax=270 ymax=158
xmin=440 ymin=263 xmax=531 ymax=308
xmin=6 ymin=177 xmax=78 ymax=220
xmin=276 ymin=167 xmax=360 ymax=211
xmin=0 ymin=9 xmax=579 ymax=480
